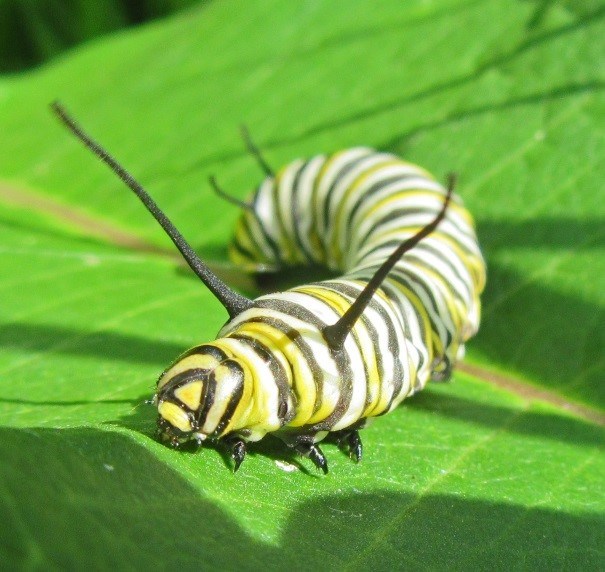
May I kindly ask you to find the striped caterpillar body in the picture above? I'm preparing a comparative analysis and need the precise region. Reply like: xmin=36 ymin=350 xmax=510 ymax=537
xmin=52 ymin=104 xmax=485 ymax=473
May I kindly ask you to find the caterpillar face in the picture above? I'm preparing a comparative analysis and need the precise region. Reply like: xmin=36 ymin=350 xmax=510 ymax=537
xmin=154 ymin=344 xmax=246 ymax=447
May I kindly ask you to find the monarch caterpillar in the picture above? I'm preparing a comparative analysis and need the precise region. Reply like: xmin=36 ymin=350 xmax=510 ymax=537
xmin=52 ymin=103 xmax=485 ymax=473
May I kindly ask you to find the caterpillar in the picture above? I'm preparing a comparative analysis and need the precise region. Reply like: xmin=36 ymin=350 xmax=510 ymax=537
xmin=52 ymin=103 xmax=486 ymax=473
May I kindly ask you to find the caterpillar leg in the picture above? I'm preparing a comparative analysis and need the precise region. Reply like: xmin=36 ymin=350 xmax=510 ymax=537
xmin=223 ymin=436 xmax=247 ymax=472
xmin=332 ymin=429 xmax=363 ymax=463
xmin=278 ymin=433 xmax=329 ymax=474
xmin=282 ymin=435 xmax=327 ymax=474
xmin=295 ymin=441 xmax=329 ymax=474
xmin=431 ymin=357 xmax=453 ymax=382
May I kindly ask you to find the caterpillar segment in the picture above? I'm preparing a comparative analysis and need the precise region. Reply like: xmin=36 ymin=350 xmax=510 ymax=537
xmin=52 ymin=104 xmax=485 ymax=474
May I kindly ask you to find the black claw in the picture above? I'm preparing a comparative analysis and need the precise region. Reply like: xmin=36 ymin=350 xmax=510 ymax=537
xmin=226 ymin=438 xmax=247 ymax=472
xmin=307 ymin=444 xmax=329 ymax=474
xmin=346 ymin=430 xmax=363 ymax=463
xmin=333 ymin=429 xmax=363 ymax=462
xmin=295 ymin=441 xmax=329 ymax=474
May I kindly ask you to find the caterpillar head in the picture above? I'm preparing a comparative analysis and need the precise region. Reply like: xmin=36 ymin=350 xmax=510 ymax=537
xmin=153 ymin=344 xmax=245 ymax=447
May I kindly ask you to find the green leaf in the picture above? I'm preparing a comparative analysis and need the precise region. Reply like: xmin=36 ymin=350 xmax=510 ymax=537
xmin=1 ymin=0 xmax=604 ymax=569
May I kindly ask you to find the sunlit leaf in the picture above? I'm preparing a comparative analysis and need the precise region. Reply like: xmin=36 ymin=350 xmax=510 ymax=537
xmin=0 ymin=0 xmax=603 ymax=568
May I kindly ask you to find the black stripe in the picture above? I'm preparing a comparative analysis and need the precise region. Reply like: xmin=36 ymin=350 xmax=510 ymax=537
xmin=290 ymin=159 xmax=322 ymax=263
xmin=338 ymin=280 xmax=408 ymax=411
xmin=272 ymin=169 xmax=301 ymax=262
xmin=387 ymin=270 xmax=453 ymax=348
xmin=255 ymin=293 xmax=356 ymax=430
xmin=158 ymin=345 xmax=223 ymax=386
xmin=179 ymin=344 xmax=228 ymax=362
xmin=242 ymin=208 xmax=283 ymax=265
xmin=380 ymin=282 xmax=409 ymax=404
xmin=245 ymin=300 xmax=355 ymax=431
xmin=241 ymin=314 xmax=326 ymax=417
xmin=321 ymin=151 xmax=374 ymax=238
xmin=406 ymin=249 xmax=471 ymax=304
xmin=359 ymin=239 xmax=472 ymax=313
xmin=159 ymin=367 xmax=208 ymax=397
xmin=416 ymin=241 xmax=471 ymax=289
xmin=195 ymin=374 xmax=216 ymax=429
xmin=354 ymin=206 xmax=440 ymax=252
xmin=317 ymin=281 xmax=376 ymax=410
xmin=246 ymin=183 xmax=285 ymax=263
xmin=231 ymin=210 xmax=271 ymax=264
xmin=321 ymin=280 xmax=404 ymax=411
xmin=401 ymin=253 xmax=467 ymax=314
xmin=354 ymin=240 xmax=470 ymax=324
xmin=361 ymin=238 xmax=408 ymax=259
xmin=212 ymin=359 xmax=245 ymax=437
xmin=381 ymin=280 xmax=429 ymax=350
xmin=231 ymin=235 xmax=257 ymax=262
xmin=230 ymin=334 xmax=293 ymax=424
xmin=381 ymin=284 xmax=420 ymax=413
xmin=160 ymin=368 xmax=211 ymax=432
xmin=344 ymin=173 xmax=426 ymax=242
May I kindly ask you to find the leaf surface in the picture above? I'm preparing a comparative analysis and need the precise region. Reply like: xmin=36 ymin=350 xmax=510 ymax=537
xmin=0 ymin=1 xmax=604 ymax=569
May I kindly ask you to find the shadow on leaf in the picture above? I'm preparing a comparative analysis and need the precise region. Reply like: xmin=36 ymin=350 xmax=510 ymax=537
xmin=0 ymin=427 xmax=602 ymax=569
xmin=410 ymin=389 xmax=604 ymax=447
xmin=0 ymin=322 xmax=184 ymax=367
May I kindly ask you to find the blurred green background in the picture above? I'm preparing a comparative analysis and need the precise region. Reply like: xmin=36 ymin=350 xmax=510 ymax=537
xmin=0 ymin=0 xmax=199 ymax=72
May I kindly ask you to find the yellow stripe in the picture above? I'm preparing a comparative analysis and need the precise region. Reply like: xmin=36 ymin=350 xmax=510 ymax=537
xmin=271 ymin=167 xmax=299 ymax=263
xmin=174 ymin=381 xmax=203 ymax=410
xmin=157 ymin=353 xmax=220 ymax=390
xmin=233 ymin=219 xmax=257 ymax=254
xmin=363 ymin=189 xmax=469 ymax=222
xmin=226 ymin=320 xmax=317 ymax=427
xmin=353 ymin=287 xmax=410 ymax=417
xmin=295 ymin=283 xmax=383 ymax=422
xmin=203 ymin=340 xmax=255 ymax=434
xmin=331 ymin=158 xmax=408 ymax=261
xmin=158 ymin=402 xmax=191 ymax=432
